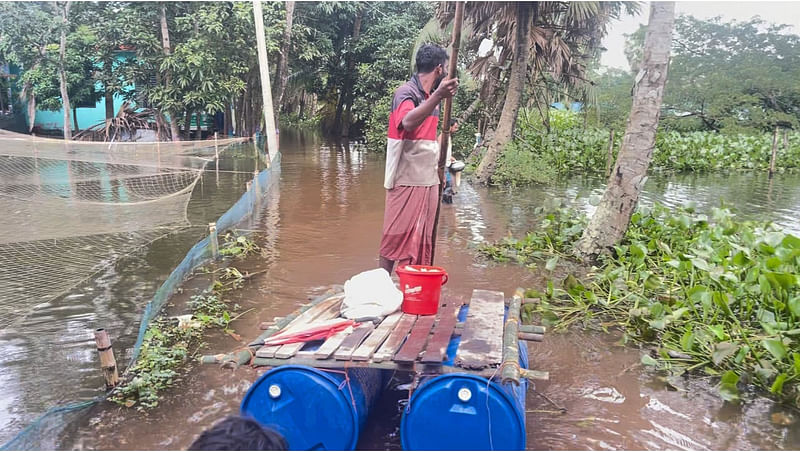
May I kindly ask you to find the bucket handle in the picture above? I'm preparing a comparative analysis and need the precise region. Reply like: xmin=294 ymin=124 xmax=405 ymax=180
xmin=441 ymin=272 xmax=448 ymax=286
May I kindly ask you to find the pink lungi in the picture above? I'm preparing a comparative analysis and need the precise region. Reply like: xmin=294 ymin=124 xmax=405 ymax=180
xmin=379 ymin=185 xmax=439 ymax=266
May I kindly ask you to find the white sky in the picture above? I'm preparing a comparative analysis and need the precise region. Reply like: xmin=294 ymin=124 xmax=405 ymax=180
xmin=600 ymin=1 xmax=800 ymax=70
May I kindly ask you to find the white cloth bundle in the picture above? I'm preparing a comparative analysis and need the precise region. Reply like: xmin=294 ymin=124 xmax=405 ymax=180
xmin=341 ymin=268 xmax=402 ymax=320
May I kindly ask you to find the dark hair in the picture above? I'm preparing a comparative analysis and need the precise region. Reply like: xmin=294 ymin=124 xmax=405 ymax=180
xmin=450 ymin=119 xmax=458 ymax=127
xmin=415 ymin=44 xmax=449 ymax=74
xmin=188 ymin=416 xmax=288 ymax=451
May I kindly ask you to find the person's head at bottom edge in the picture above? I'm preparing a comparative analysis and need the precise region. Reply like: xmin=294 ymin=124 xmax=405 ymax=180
xmin=188 ymin=415 xmax=288 ymax=451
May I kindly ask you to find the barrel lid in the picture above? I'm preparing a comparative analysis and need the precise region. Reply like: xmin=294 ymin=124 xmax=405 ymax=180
xmin=240 ymin=365 xmax=359 ymax=450
xmin=401 ymin=373 xmax=526 ymax=450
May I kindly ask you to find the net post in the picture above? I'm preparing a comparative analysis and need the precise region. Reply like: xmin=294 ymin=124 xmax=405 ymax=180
xmin=252 ymin=170 xmax=261 ymax=215
xmin=214 ymin=132 xmax=219 ymax=160
xmin=94 ymin=328 xmax=119 ymax=388
xmin=209 ymin=222 xmax=219 ymax=258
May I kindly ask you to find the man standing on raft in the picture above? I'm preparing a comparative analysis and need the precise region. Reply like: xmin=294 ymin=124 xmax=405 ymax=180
xmin=378 ymin=44 xmax=459 ymax=274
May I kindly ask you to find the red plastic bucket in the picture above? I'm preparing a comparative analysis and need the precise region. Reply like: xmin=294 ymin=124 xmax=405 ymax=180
xmin=396 ymin=265 xmax=449 ymax=315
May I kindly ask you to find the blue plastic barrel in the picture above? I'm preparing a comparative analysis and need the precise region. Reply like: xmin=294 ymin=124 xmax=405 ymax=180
xmin=401 ymin=304 xmax=529 ymax=450
xmin=240 ymin=365 xmax=383 ymax=450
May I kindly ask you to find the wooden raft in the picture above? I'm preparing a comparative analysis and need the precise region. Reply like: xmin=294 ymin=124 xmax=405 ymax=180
xmin=250 ymin=288 xmax=539 ymax=378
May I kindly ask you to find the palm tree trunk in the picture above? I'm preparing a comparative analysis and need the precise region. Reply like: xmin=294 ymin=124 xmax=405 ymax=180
xmin=456 ymin=97 xmax=481 ymax=125
xmin=576 ymin=2 xmax=675 ymax=258
xmin=474 ymin=2 xmax=531 ymax=184
xmin=160 ymin=5 xmax=181 ymax=141
xmin=58 ymin=1 xmax=72 ymax=140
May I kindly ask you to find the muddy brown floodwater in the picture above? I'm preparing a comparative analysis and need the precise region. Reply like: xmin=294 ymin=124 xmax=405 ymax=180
xmin=65 ymin=130 xmax=799 ymax=450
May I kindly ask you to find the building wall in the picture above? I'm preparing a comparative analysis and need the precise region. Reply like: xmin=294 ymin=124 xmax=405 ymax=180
xmin=21 ymin=51 xmax=136 ymax=132
xmin=32 ymin=88 xmax=128 ymax=131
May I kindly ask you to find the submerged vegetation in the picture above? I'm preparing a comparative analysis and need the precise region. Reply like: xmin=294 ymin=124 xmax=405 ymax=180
xmin=110 ymin=233 xmax=259 ymax=409
xmin=482 ymin=205 xmax=800 ymax=406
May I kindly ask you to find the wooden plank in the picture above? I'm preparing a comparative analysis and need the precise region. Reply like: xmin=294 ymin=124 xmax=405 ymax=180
xmin=351 ymin=312 xmax=403 ymax=361
xmin=334 ymin=324 xmax=375 ymax=360
xmin=256 ymin=295 xmax=343 ymax=359
xmin=421 ymin=299 xmax=463 ymax=363
xmin=248 ymin=288 xmax=342 ymax=346
xmin=455 ymin=289 xmax=505 ymax=369
xmin=373 ymin=314 xmax=417 ymax=362
xmin=274 ymin=298 xmax=345 ymax=359
xmin=313 ymin=328 xmax=352 ymax=360
xmin=394 ymin=315 xmax=436 ymax=364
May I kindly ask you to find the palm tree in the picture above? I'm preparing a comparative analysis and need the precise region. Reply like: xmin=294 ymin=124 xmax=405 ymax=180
xmin=440 ymin=1 xmax=638 ymax=184
xmin=576 ymin=2 xmax=675 ymax=257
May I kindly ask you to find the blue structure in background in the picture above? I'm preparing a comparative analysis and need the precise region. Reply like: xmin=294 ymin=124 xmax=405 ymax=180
xmin=550 ymin=101 xmax=583 ymax=112
xmin=10 ymin=51 xmax=135 ymax=132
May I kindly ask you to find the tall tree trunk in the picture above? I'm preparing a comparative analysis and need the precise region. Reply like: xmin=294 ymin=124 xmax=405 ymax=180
xmin=339 ymin=6 xmax=364 ymax=137
xmin=58 ymin=1 xmax=72 ymax=140
xmin=160 ymin=5 xmax=181 ymax=141
xmin=195 ymin=111 xmax=203 ymax=140
xmin=298 ymin=90 xmax=306 ymax=119
xmin=274 ymin=1 xmax=294 ymax=117
xmin=473 ymin=2 xmax=531 ymax=184
xmin=105 ymin=88 xmax=114 ymax=138
xmin=183 ymin=110 xmax=192 ymax=140
xmin=224 ymin=102 xmax=232 ymax=136
xmin=576 ymin=2 xmax=676 ymax=258
xmin=24 ymin=84 xmax=36 ymax=133
xmin=72 ymin=106 xmax=79 ymax=132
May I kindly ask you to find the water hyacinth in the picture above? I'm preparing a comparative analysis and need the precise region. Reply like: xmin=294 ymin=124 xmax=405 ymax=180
xmin=481 ymin=205 xmax=800 ymax=406
xmin=493 ymin=127 xmax=800 ymax=185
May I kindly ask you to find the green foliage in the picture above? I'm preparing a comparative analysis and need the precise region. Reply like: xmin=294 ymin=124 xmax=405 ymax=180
xmin=494 ymin=110 xmax=614 ymax=185
xmin=494 ymin=109 xmax=800 ymax=185
xmin=627 ymin=15 xmax=800 ymax=133
xmin=585 ymin=67 xmax=634 ymax=130
xmin=483 ymin=204 xmax=800 ymax=406
xmin=189 ymin=290 xmax=238 ymax=331
xmin=110 ymin=236 xmax=254 ymax=410
xmin=219 ymin=232 xmax=260 ymax=258
xmin=653 ymin=131 xmax=800 ymax=172
xmin=110 ymin=282 xmax=242 ymax=409
xmin=279 ymin=112 xmax=320 ymax=129
xmin=109 ymin=317 xmax=199 ymax=409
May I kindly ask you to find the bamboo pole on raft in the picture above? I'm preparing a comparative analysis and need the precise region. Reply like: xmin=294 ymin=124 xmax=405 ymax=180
xmin=430 ymin=1 xmax=464 ymax=265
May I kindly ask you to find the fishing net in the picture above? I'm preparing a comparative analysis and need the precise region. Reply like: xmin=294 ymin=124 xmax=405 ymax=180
xmin=0 ymin=128 xmax=280 ymax=450
xmin=0 ymin=130 xmax=247 ymax=328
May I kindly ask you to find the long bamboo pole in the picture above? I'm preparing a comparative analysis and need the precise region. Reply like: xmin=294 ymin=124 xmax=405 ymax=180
xmin=430 ymin=2 xmax=464 ymax=265
xmin=252 ymin=0 xmax=278 ymax=161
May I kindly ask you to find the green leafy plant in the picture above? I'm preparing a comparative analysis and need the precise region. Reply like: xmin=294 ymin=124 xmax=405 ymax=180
xmin=109 ymin=319 xmax=199 ymax=409
xmin=219 ymin=233 xmax=260 ymax=258
xmin=483 ymin=204 xmax=800 ymax=406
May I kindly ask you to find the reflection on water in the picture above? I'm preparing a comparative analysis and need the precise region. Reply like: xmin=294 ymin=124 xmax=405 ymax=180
xmin=484 ymin=172 xmax=800 ymax=238
xmin=25 ymin=131 xmax=800 ymax=449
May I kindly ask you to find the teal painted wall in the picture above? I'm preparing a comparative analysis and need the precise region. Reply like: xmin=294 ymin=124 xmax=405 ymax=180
xmin=32 ymin=87 xmax=127 ymax=131
xmin=22 ymin=51 xmax=135 ymax=132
